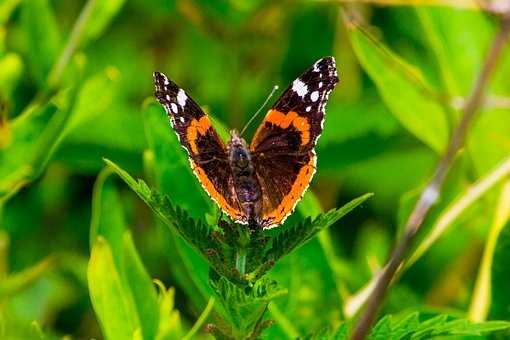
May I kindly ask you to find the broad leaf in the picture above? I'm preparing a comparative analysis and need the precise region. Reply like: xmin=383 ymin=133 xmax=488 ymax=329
xmin=0 ymin=88 xmax=78 ymax=203
xmin=348 ymin=20 xmax=449 ymax=153
xmin=20 ymin=0 xmax=61 ymax=86
xmin=88 ymin=237 xmax=140 ymax=340
xmin=490 ymin=219 xmax=510 ymax=320
xmin=89 ymin=169 xmax=159 ymax=340
xmin=82 ymin=0 xmax=127 ymax=45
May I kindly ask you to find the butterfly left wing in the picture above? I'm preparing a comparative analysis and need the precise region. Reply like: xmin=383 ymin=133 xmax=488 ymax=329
xmin=154 ymin=72 xmax=247 ymax=224
xmin=250 ymin=57 xmax=339 ymax=228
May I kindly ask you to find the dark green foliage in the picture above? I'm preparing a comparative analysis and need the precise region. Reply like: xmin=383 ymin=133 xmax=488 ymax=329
xmin=490 ymin=219 xmax=510 ymax=320
xmin=366 ymin=312 xmax=510 ymax=340
xmin=268 ymin=194 xmax=373 ymax=264
xmin=2 ymin=0 xmax=510 ymax=339
xmin=104 ymin=158 xmax=369 ymax=337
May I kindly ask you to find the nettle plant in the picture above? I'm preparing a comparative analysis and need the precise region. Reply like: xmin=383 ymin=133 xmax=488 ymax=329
xmin=85 ymin=90 xmax=369 ymax=339
xmin=104 ymin=159 xmax=369 ymax=338
xmin=88 ymin=102 xmax=510 ymax=340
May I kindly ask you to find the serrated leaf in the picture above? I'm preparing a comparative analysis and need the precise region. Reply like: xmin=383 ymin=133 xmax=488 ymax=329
xmin=267 ymin=193 xmax=373 ymax=263
xmin=209 ymin=275 xmax=286 ymax=336
xmin=368 ymin=312 xmax=510 ymax=340
xmin=348 ymin=20 xmax=448 ymax=153
xmin=104 ymin=159 xmax=217 ymax=264
xmin=332 ymin=323 xmax=349 ymax=340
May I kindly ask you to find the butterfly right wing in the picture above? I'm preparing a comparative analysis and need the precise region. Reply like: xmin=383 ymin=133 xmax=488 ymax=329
xmin=154 ymin=72 xmax=247 ymax=223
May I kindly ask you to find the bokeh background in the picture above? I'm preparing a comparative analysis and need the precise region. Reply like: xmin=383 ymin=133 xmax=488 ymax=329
xmin=1 ymin=0 xmax=510 ymax=338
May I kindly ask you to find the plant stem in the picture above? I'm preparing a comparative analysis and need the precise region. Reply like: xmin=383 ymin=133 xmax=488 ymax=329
xmin=351 ymin=9 xmax=510 ymax=340
xmin=183 ymin=296 xmax=215 ymax=340
xmin=236 ymin=249 xmax=247 ymax=276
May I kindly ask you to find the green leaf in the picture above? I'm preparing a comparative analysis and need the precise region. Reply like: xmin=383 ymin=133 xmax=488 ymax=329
xmin=154 ymin=282 xmax=184 ymax=340
xmin=0 ymin=0 xmax=21 ymax=25
xmin=209 ymin=274 xmax=286 ymax=336
xmin=0 ymin=256 xmax=54 ymax=299
xmin=490 ymin=219 xmax=510 ymax=320
xmin=0 ymin=53 xmax=23 ymax=99
xmin=0 ymin=87 xmax=78 ymax=203
xmin=20 ymin=0 xmax=61 ymax=86
xmin=469 ymin=181 xmax=510 ymax=321
xmin=267 ymin=193 xmax=373 ymax=263
xmin=348 ymin=21 xmax=449 ymax=153
xmin=416 ymin=7 xmax=494 ymax=96
xmin=106 ymin=158 xmax=214 ymax=253
xmin=367 ymin=312 xmax=510 ymax=339
xmin=90 ymin=168 xmax=126 ymax=261
xmin=88 ymin=237 xmax=140 ymax=340
xmin=82 ymin=0 xmax=127 ymax=45
xmin=89 ymin=168 xmax=160 ymax=340
xmin=65 ymin=68 xmax=121 ymax=134
xmin=123 ymin=232 xmax=160 ymax=340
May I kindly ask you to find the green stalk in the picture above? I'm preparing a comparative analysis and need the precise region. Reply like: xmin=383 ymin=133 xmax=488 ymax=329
xmin=236 ymin=249 xmax=247 ymax=276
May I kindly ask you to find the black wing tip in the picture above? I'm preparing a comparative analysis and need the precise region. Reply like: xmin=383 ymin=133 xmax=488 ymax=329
xmin=153 ymin=71 xmax=167 ymax=85
xmin=314 ymin=56 xmax=338 ymax=84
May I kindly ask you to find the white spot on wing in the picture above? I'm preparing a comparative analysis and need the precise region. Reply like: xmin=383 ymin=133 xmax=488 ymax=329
xmin=177 ymin=89 xmax=187 ymax=106
xmin=170 ymin=103 xmax=178 ymax=113
xmin=292 ymin=79 xmax=308 ymax=97
xmin=310 ymin=91 xmax=319 ymax=102
xmin=306 ymin=106 xmax=311 ymax=112
xmin=319 ymin=82 xmax=323 ymax=88
xmin=313 ymin=61 xmax=320 ymax=72
xmin=179 ymin=116 xmax=185 ymax=123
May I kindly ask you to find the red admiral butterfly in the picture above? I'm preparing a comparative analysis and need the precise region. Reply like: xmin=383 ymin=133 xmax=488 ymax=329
xmin=154 ymin=57 xmax=338 ymax=229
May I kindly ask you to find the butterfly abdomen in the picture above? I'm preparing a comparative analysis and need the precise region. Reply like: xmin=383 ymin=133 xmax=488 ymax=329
xmin=228 ymin=131 xmax=263 ymax=227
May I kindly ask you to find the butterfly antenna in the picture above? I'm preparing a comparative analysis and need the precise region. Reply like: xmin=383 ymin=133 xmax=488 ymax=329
xmin=240 ymin=85 xmax=279 ymax=137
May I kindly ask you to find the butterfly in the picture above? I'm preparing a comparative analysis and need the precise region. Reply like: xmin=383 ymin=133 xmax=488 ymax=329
xmin=154 ymin=57 xmax=338 ymax=229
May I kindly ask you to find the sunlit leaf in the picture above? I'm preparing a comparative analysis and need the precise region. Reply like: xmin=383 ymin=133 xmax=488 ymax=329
xmin=88 ymin=237 xmax=140 ymax=340
xmin=0 ymin=256 xmax=54 ymax=299
xmin=82 ymin=0 xmax=127 ymax=45
xmin=90 ymin=168 xmax=160 ymax=340
xmin=348 ymin=20 xmax=449 ymax=153
xmin=20 ymin=0 xmax=61 ymax=86
xmin=0 ymin=87 xmax=78 ymax=203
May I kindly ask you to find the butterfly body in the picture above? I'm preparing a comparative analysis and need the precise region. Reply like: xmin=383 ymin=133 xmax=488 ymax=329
xmin=227 ymin=130 xmax=262 ymax=226
xmin=154 ymin=57 xmax=338 ymax=229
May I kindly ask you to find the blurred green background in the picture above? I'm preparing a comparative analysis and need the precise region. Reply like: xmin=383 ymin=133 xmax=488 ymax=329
xmin=1 ymin=0 xmax=510 ymax=338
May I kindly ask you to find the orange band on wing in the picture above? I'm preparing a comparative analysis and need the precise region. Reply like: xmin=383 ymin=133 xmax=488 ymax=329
xmin=190 ymin=160 xmax=244 ymax=221
xmin=263 ymin=155 xmax=316 ymax=226
xmin=264 ymin=110 xmax=310 ymax=145
xmin=187 ymin=116 xmax=212 ymax=154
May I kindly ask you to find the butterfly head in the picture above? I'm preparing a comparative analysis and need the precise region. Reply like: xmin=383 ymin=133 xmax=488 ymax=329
xmin=228 ymin=130 xmax=252 ymax=170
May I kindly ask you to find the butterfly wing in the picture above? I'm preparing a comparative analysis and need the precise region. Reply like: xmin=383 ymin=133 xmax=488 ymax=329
xmin=250 ymin=57 xmax=339 ymax=228
xmin=154 ymin=72 xmax=247 ymax=224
